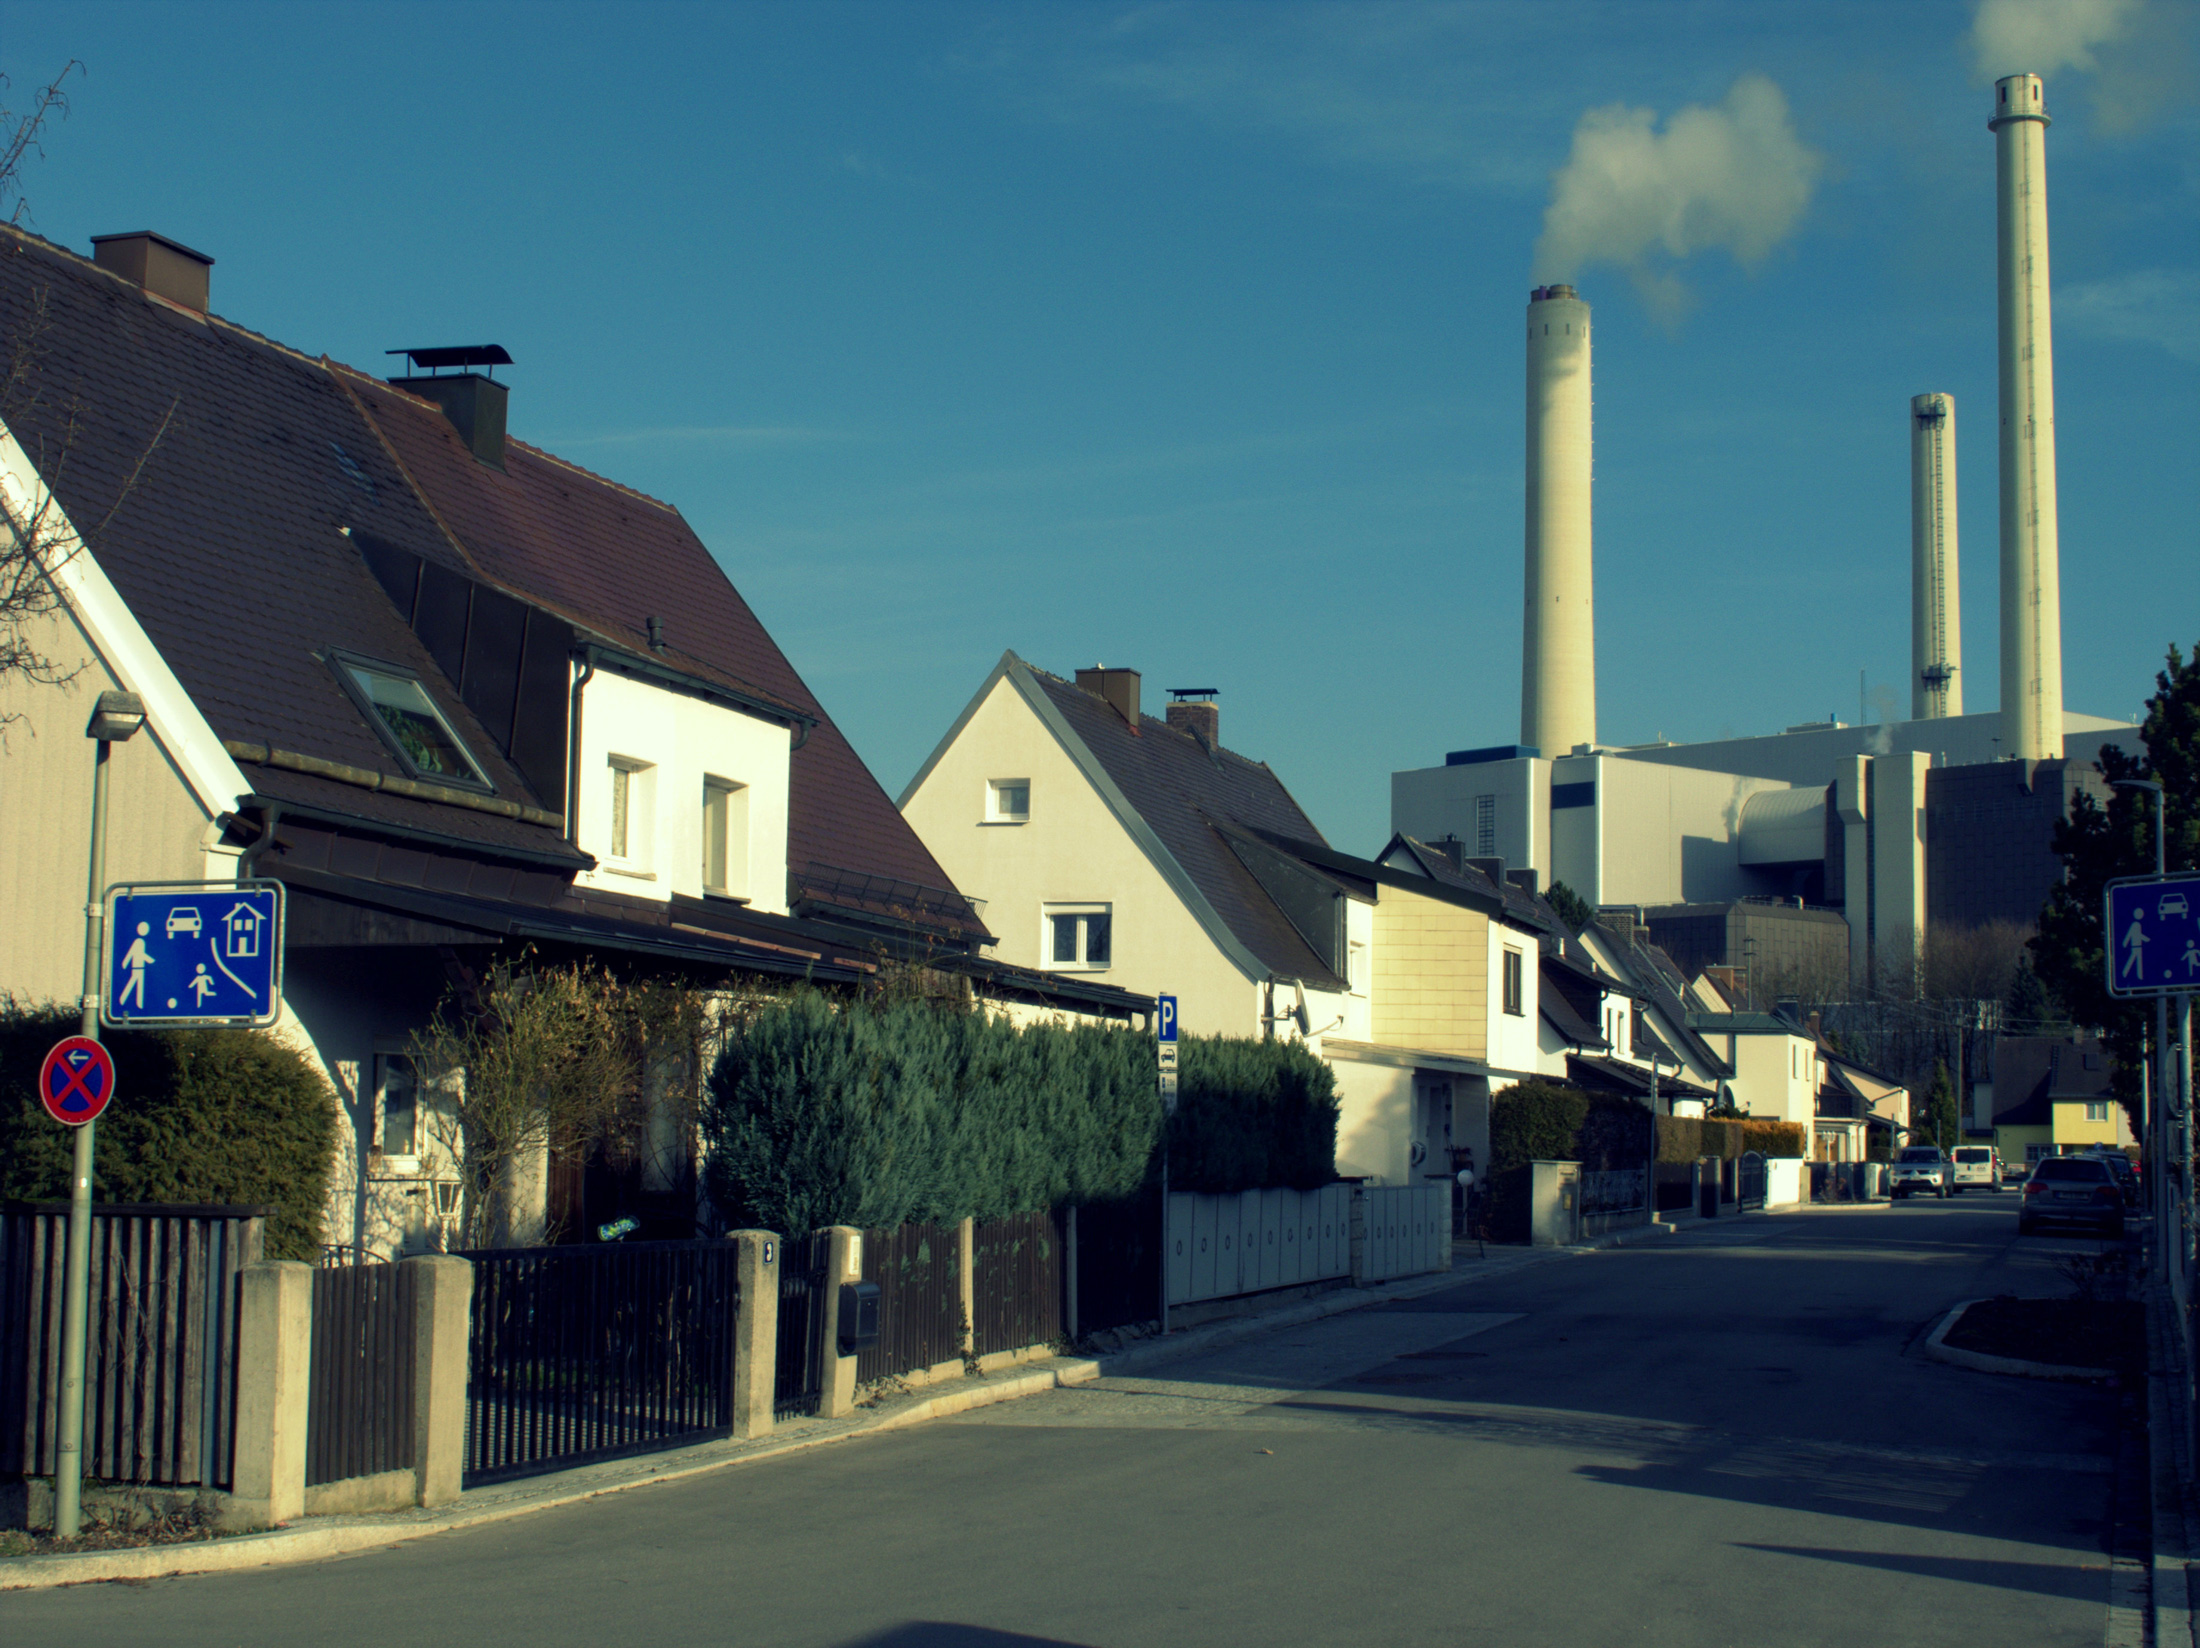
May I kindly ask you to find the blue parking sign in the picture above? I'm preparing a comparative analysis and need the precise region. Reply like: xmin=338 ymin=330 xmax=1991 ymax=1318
xmin=1156 ymin=994 xmax=1177 ymax=1043
xmin=2105 ymin=874 xmax=2200 ymax=1000
xmin=104 ymin=881 xmax=284 ymax=1027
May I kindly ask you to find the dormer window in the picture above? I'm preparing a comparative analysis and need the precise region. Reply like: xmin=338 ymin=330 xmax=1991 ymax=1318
xmin=331 ymin=652 xmax=491 ymax=789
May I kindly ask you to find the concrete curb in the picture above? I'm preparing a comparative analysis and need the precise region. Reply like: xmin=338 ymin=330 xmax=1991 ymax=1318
xmin=0 ymin=1210 xmax=1750 ymax=1592
xmin=1922 ymin=1299 xmax=2114 ymax=1383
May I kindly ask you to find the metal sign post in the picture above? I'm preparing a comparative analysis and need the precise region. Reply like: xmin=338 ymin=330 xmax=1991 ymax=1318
xmin=1157 ymin=995 xmax=1177 ymax=1335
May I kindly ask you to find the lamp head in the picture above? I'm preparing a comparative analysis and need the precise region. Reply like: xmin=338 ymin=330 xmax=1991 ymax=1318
xmin=86 ymin=690 xmax=146 ymax=743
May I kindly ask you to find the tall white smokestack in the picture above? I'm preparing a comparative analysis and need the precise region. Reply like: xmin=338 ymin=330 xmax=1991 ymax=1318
xmin=1911 ymin=393 xmax=1962 ymax=719
xmin=1991 ymin=73 xmax=2063 ymax=761
xmin=1522 ymin=284 xmax=1594 ymax=757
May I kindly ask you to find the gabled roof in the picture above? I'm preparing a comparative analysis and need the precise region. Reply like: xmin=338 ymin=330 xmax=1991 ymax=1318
xmin=1538 ymin=965 xmax=1608 ymax=1051
xmin=903 ymin=652 xmax=1343 ymax=988
xmin=1378 ymin=835 xmax=1554 ymax=933
xmin=1992 ymin=1034 xmax=2111 ymax=1128
xmin=0 ymin=224 xmax=979 ymax=943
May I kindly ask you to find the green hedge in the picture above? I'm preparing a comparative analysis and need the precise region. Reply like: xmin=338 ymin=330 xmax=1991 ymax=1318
xmin=1656 ymin=1115 xmax=1808 ymax=1163
xmin=1485 ymin=1081 xmax=1653 ymax=1242
xmin=0 ymin=1004 xmax=337 ymax=1260
xmin=701 ymin=992 xmax=1337 ymax=1233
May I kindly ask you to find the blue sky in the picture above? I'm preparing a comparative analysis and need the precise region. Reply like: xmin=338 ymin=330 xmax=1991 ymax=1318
xmin=6 ymin=1 xmax=2196 ymax=855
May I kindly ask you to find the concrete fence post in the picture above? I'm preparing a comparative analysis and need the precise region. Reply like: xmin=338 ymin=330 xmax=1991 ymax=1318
xmin=405 ymin=1255 xmax=473 ymax=1507
xmin=729 ymin=1231 xmax=778 ymax=1439
xmin=229 ymin=1260 xmax=311 ymax=1528
xmin=818 ymin=1226 xmax=862 ymax=1419
xmin=957 ymin=1215 xmax=977 ymax=1363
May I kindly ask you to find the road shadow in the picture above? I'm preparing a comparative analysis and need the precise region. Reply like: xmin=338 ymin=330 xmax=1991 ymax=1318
xmin=1734 ymin=1543 xmax=2110 ymax=1603
xmin=836 ymin=1627 xmax=1098 ymax=1647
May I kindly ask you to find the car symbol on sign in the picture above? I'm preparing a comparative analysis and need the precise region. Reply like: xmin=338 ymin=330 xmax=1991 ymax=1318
xmin=2163 ymin=893 xmax=2192 ymax=920
xmin=165 ymin=907 xmax=203 ymax=939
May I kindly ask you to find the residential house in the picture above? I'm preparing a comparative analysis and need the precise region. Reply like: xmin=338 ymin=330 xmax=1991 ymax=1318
xmin=1558 ymin=919 xmax=1730 ymax=1110
xmin=1986 ymin=1034 xmax=2131 ymax=1166
xmin=0 ymin=226 xmax=1137 ymax=1258
xmin=899 ymin=656 xmax=1553 ymax=1183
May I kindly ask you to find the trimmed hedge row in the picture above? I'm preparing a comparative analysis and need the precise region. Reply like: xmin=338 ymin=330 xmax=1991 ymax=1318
xmin=701 ymin=990 xmax=1337 ymax=1234
xmin=0 ymin=1004 xmax=337 ymax=1261
xmin=1485 ymin=1081 xmax=1654 ymax=1242
xmin=1655 ymin=1116 xmax=1808 ymax=1163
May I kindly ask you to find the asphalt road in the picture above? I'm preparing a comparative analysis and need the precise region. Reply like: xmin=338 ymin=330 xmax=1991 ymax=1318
xmin=2 ymin=1196 xmax=2136 ymax=1647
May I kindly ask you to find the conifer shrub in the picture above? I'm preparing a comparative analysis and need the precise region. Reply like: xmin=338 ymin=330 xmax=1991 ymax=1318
xmin=0 ymin=1003 xmax=336 ymax=1260
xmin=700 ymin=992 xmax=1336 ymax=1233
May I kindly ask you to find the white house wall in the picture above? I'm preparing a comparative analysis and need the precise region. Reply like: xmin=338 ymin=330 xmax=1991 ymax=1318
xmin=901 ymin=673 xmax=1260 ymax=1037
xmin=572 ymin=664 xmax=792 ymax=913
xmin=1485 ymin=917 xmax=1541 ymax=1076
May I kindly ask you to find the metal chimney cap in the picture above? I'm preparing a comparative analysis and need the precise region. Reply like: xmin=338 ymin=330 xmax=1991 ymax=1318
xmin=387 ymin=345 xmax=514 ymax=377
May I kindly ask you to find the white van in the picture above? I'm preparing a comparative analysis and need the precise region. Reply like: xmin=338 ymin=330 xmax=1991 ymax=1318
xmin=1950 ymin=1145 xmax=2002 ymax=1192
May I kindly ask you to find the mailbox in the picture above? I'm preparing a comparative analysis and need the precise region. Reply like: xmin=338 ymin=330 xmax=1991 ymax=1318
xmin=838 ymin=1280 xmax=881 ymax=1354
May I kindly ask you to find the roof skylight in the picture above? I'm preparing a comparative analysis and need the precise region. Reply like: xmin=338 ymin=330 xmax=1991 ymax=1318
xmin=332 ymin=653 xmax=492 ymax=789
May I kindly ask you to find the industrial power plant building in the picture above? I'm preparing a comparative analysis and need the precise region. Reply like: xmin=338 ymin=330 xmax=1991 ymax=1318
xmin=1400 ymin=73 xmax=2136 ymax=995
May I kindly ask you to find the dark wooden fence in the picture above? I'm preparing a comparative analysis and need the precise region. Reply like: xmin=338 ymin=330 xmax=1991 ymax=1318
xmin=972 ymin=1211 xmax=1063 ymax=1358
xmin=1072 ymin=1193 xmax=1160 ymax=1338
xmin=0 ymin=1203 xmax=261 ymax=1490
xmin=459 ymin=1240 xmax=740 ymax=1486
xmin=306 ymin=1262 xmax=417 ymax=1488
xmin=774 ymin=1232 xmax=830 ymax=1420
xmin=857 ymin=1221 xmax=962 ymax=1384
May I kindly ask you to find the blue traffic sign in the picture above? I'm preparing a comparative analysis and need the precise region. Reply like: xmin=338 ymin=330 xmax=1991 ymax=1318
xmin=104 ymin=881 xmax=284 ymax=1027
xmin=2106 ymin=873 xmax=2200 ymax=999
xmin=1156 ymin=994 xmax=1177 ymax=1043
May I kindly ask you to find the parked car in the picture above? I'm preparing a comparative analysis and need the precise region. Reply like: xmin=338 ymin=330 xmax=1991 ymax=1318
xmin=2017 ymin=1156 xmax=2127 ymax=1238
xmin=1950 ymin=1146 xmax=2002 ymax=1192
xmin=2078 ymin=1147 xmax=2141 ymax=1206
xmin=1889 ymin=1147 xmax=1952 ymax=1199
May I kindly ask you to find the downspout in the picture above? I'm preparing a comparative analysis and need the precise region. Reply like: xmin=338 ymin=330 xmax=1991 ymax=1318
xmin=238 ymin=802 xmax=284 ymax=879
xmin=565 ymin=654 xmax=595 ymax=843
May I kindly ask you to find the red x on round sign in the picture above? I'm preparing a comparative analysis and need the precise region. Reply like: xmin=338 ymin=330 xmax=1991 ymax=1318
xmin=39 ymin=1036 xmax=115 ymax=1127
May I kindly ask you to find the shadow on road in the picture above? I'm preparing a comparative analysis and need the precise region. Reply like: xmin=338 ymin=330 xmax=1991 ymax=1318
xmin=1733 ymin=1543 xmax=2112 ymax=1603
xmin=837 ymin=1627 xmax=1098 ymax=1648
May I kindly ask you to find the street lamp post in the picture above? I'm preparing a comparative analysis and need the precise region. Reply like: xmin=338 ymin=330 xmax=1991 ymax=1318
xmin=2110 ymin=778 xmax=2176 ymax=1289
xmin=54 ymin=689 xmax=144 ymax=1539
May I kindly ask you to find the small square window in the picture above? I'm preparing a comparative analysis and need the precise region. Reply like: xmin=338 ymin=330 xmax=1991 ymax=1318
xmin=330 ymin=652 xmax=491 ymax=788
xmin=2085 ymin=1100 xmax=2110 ymax=1123
xmin=988 ymin=780 xmax=1030 ymax=824
xmin=1044 ymin=905 xmax=1111 ymax=970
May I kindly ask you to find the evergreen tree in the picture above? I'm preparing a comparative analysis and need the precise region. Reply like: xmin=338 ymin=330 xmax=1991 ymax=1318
xmin=2032 ymin=642 xmax=2199 ymax=1132
xmin=2003 ymin=955 xmax=2067 ymax=1035
xmin=1546 ymin=881 xmax=1592 ymax=935
xmin=1919 ymin=1060 xmax=1960 ymax=1152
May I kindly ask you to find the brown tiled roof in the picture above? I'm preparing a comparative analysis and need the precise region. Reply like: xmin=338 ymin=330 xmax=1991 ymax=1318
xmin=336 ymin=367 xmax=972 ymax=928
xmin=1024 ymin=664 xmax=1344 ymax=987
xmin=0 ymin=226 xmax=973 ymax=934
xmin=0 ymin=228 xmax=566 ymax=859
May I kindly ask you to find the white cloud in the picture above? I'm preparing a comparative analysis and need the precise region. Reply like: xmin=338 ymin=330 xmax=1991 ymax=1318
xmin=1531 ymin=74 xmax=1823 ymax=315
xmin=2057 ymin=268 xmax=2200 ymax=362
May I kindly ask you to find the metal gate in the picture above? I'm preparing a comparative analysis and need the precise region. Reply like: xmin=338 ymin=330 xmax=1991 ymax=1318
xmin=459 ymin=1240 xmax=740 ymax=1486
xmin=306 ymin=1261 xmax=417 ymax=1488
xmin=773 ymin=1232 xmax=830 ymax=1419
xmin=1739 ymin=1151 xmax=1768 ymax=1211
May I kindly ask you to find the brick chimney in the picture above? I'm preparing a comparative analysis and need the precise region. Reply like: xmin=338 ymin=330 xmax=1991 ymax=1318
xmin=1166 ymin=687 xmax=1218 ymax=746
xmin=91 ymin=231 xmax=213 ymax=314
xmin=1075 ymin=665 xmax=1141 ymax=729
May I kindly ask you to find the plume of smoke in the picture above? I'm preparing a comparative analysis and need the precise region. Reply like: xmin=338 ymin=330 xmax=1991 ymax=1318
xmin=1532 ymin=74 xmax=1823 ymax=320
xmin=1969 ymin=0 xmax=2195 ymax=132
xmin=1970 ymin=0 xmax=2141 ymax=78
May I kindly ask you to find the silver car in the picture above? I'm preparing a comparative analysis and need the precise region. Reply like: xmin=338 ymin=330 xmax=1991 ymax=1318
xmin=1889 ymin=1147 xmax=1952 ymax=1199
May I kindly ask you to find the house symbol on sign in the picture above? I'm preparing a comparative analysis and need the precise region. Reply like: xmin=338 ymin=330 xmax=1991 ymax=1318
xmin=222 ymin=902 xmax=264 ymax=959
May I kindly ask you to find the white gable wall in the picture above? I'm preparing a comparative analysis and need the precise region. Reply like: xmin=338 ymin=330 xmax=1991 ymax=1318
xmin=902 ymin=673 xmax=1259 ymax=1036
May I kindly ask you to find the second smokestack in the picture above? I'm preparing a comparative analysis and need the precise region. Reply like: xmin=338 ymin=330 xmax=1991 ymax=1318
xmin=1911 ymin=393 xmax=1962 ymax=719
xmin=1522 ymin=283 xmax=1595 ymax=757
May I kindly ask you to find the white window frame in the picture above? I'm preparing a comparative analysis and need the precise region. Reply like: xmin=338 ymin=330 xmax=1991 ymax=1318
xmin=1501 ymin=947 xmax=1524 ymax=1016
xmin=702 ymin=775 xmax=749 ymax=898
xmin=1043 ymin=903 xmax=1113 ymax=972
xmin=606 ymin=754 xmax=656 ymax=877
xmin=1347 ymin=939 xmax=1368 ymax=997
xmin=986 ymin=778 xmax=1031 ymax=825
xmin=330 ymin=650 xmax=493 ymax=790
xmin=374 ymin=1052 xmax=421 ymax=1166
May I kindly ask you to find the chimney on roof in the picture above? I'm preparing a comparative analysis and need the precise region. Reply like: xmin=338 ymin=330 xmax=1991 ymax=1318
xmin=1075 ymin=664 xmax=1141 ymax=729
xmin=1506 ymin=867 xmax=1540 ymax=896
xmin=387 ymin=346 xmax=513 ymax=471
xmin=90 ymin=232 xmax=213 ymax=314
xmin=1165 ymin=687 xmax=1219 ymax=747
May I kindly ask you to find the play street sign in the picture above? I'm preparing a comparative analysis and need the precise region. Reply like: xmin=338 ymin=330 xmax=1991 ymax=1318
xmin=2106 ymin=873 xmax=2200 ymax=999
xmin=104 ymin=881 xmax=284 ymax=1027
xmin=40 ymin=1036 xmax=115 ymax=1126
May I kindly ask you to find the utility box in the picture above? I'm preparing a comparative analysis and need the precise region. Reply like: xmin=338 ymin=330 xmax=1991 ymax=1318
xmin=837 ymin=1281 xmax=881 ymax=1354
xmin=1529 ymin=1161 xmax=1581 ymax=1247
